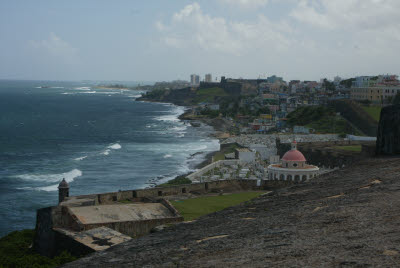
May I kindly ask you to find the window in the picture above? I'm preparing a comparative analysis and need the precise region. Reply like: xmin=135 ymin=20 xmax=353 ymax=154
xmin=293 ymin=163 xmax=298 ymax=167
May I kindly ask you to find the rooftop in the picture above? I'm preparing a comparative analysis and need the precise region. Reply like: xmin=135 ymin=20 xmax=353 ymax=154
xmin=69 ymin=203 xmax=175 ymax=225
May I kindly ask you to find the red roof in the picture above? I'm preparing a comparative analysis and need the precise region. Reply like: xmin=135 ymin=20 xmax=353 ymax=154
xmin=282 ymin=149 xmax=306 ymax=161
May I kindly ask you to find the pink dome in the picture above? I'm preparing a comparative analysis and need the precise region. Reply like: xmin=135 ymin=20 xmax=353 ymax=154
xmin=282 ymin=149 xmax=306 ymax=161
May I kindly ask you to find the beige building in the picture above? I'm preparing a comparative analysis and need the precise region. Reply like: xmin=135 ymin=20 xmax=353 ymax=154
xmin=351 ymin=87 xmax=400 ymax=103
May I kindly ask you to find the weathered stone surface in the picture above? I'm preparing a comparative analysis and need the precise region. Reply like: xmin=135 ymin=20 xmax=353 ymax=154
xmin=376 ymin=104 xmax=400 ymax=155
xmin=63 ymin=157 xmax=400 ymax=267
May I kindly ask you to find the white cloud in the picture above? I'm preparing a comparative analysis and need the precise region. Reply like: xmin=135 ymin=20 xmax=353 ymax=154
xmin=218 ymin=0 xmax=269 ymax=8
xmin=157 ymin=3 xmax=293 ymax=56
xmin=29 ymin=33 xmax=80 ymax=65
xmin=290 ymin=0 xmax=400 ymax=32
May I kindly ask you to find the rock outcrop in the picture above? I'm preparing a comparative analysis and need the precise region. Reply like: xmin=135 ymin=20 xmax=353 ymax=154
xmin=63 ymin=157 xmax=400 ymax=267
xmin=376 ymin=104 xmax=400 ymax=155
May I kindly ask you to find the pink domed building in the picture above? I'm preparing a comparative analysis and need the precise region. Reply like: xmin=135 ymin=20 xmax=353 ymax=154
xmin=267 ymin=141 xmax=319 ymax=182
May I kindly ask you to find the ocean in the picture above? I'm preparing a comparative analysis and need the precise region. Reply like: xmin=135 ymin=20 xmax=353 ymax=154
xmin=0 ymin=80 xmax=219 ymax=236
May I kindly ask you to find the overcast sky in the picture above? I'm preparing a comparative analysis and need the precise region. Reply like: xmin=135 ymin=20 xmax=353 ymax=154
xmin=1 ymin=0 xmax=399 ymax=82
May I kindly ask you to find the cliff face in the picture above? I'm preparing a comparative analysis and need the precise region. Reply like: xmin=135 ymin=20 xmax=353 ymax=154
xmin=63 ymin=157 xmax=400 ymax=267
xmin=376 ymin=105 xmax=400 ymax=155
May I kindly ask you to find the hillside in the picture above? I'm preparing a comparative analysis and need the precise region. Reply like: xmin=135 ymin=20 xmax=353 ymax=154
xmin=330 ymin=100 xmax=378 ymax=136
xmin=64 ymin=156 xmax=400 ymax=267
xmin=287 ymin=106 xmax=359 ymax=135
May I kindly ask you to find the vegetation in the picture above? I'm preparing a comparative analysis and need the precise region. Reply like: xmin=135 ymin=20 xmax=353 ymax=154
xmin=0 ymin=230 xmax=76 ymax=267
xmin=159 ymin=175 xmax=192 ymax=187
xmin=340 ymin=78 xmax=356 ymax=88
xmin=171 ymin=192 xmax=265 ymax=221
xmin=334 ymin=145 xmax=362 ymax=152
xmin=287 ymin=106 xmax=358 ymax=134
xmin=141 ymin=89 xmax=167 ymax=100
xmin=212 ymin=143 xmax=241 ymax=162
xmin=195 ymin=87 xmax=228 ymax=103
xmin=322 ymin=78 xmax=336 ymax=91
xmin=361 ymin=105 xmax=381 ymax=122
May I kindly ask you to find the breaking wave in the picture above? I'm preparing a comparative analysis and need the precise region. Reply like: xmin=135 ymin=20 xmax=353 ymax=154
xmin=16 ymin=169 xmax=82 ymax=192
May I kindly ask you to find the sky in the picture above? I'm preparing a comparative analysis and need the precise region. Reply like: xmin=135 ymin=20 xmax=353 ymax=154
xmin=0 ymin=0 xmax=399 ymax=82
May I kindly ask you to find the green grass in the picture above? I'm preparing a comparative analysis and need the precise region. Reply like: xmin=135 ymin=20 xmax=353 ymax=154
xmin=196 ymin=87 xmax=228 ymax=96
xmin=362 ymin=106 xmax=381 ymax=122
xmin=195 ymin=87 xmax=228 ymax=103
xmin=212 ymin=143 xmax=240 ymax=162
xmin=171 ymin=192 xmax=265 ymax=221
xmin=334 ymin=145 xmax=362 ymax=152
xmin=0 ymin=230 xmax=77 ymax=267
xmin=213 ymin=152 xmax=226 ymax=161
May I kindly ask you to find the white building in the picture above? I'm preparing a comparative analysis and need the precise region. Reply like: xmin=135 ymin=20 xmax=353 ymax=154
xmin=267 ymin=141 xmax=319 ymax=182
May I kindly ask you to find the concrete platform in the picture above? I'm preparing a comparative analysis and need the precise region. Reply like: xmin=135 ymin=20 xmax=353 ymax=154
xmin=69 ymin=203 xmax=175 ymax=224
xmin=54 ymin=227 xmax=131 ymax=252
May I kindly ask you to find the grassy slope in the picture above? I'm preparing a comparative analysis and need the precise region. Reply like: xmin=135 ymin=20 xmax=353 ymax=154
xmin=362 ymin=106 xmax=381 ymax=122
xmin=171 ymin=192 xmax=265 ymax=221
xmin=195 ymin=87 xmax=228 ymax=103
xmin=287 ymin=106 xmax=360 ymax=135
xmin=0 ymin=230 xmax=76 ymax=267
xmin=334 ymin=145 xmax=362 ymax=152
xmin=212 ymin=143 xmax=240 ymax=162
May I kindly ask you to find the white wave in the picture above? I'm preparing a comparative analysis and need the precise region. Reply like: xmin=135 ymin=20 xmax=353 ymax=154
xmin=177 ymin=133 xmax=185 ymax=138
xmin=154 ymin=106 xmax=185 ymax=122
xmin=108 ymin=143 xmax=121 ymax=150
xmin=101 ymin=143 xmax=121 ymax=156
xmin=74 ymin=87 xmax=91 ymax=90
xmin=74 ymin=156 xmax=87 ymax=161
xmin=163 ymin=154 xmax=172 ymax=158
xmin=51 ymin=86 xmax=64 ymax=89
xmin=170 ymin=125 xmax=187 ymax=132
xmin=130 ymin=94 xmax=142 ymax=98
xmin=15 ymin=169 xmax=82 ymax=183
xmin=61 ymin=92 xmax=75 ymax=95
xmin=78 ymin=91 xmax=97 ymax=94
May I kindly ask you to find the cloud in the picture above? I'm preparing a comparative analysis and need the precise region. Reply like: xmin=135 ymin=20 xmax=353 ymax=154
xmin=218 ymin=0 xmax=269 ymax=8
xmin=290 ymin=0 xmax=400 ymax=32
xmin=29 ymin=33 xmax=80 ymax=65
xmin=157 ymin=3 xmax=292 ymax=56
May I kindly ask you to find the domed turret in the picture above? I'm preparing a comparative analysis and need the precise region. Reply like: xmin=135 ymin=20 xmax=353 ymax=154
xmin=58 ymin=178 xmax=69 ymax=204
xmin=281 ymin=141 xmax=306 ymax=168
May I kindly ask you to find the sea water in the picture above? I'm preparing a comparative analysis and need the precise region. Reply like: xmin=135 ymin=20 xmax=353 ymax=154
xmin=0 ymin=80 xmax=219 ymax=236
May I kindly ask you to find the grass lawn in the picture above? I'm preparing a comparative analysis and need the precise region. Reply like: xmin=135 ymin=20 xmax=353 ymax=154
xmin=171 ymin=192 xmax=265 ymax=221
xmin=212 ymin=143 xmax=240 ymax=162
xmin=195 ymin=87 xmax=228 ymax=103
xmin=362 ymin=106 xmax=381 ymax=122
xmin=334 ymin=145 xmax=362 ymax=152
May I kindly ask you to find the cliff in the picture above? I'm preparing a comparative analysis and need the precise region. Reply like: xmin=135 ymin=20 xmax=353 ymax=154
xmin=376 ymin=104 xmax=400 ymax=155
xmin=63 ymin=156 xmax=400 ymax=267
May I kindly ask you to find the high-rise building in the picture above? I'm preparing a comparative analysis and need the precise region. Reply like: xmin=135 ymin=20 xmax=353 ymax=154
xmin=190 ymin=74 xmax=200 ymax=85
xmin=205 ymin=74 xmax=212 ymax=83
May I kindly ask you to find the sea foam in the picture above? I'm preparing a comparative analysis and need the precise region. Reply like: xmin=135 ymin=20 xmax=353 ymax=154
xmin=16 ymin=169 xmax=82 ymax=192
